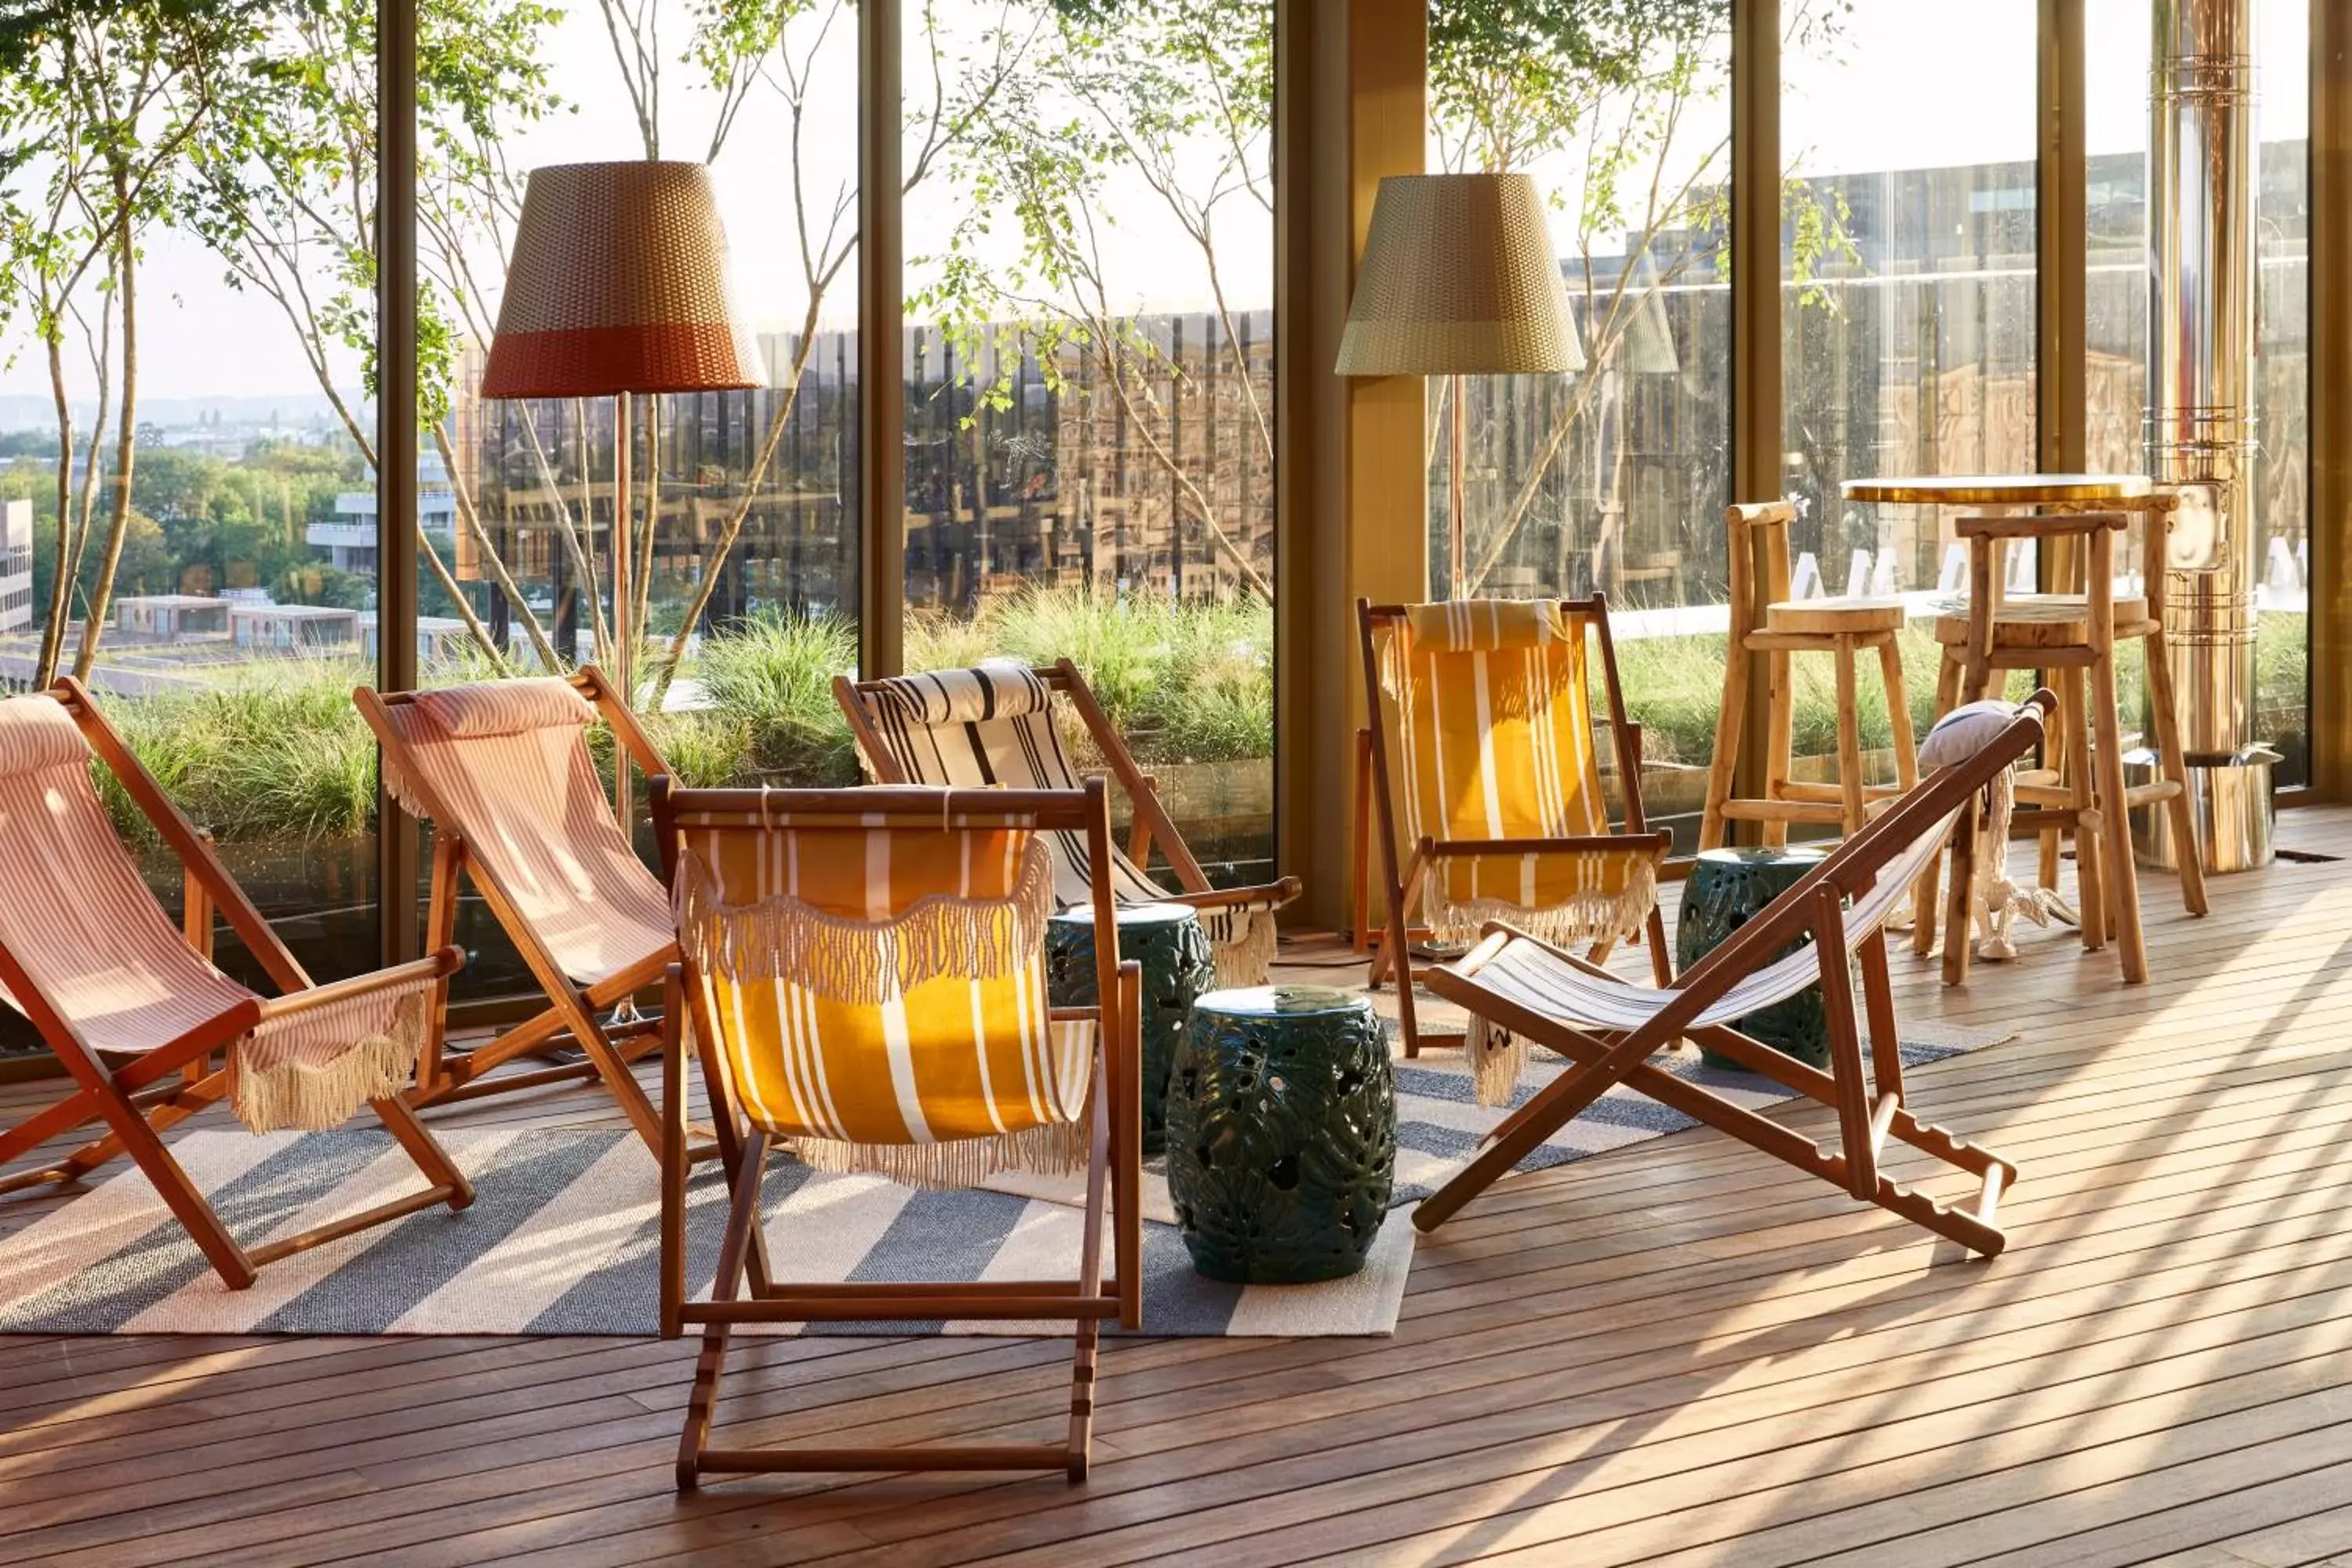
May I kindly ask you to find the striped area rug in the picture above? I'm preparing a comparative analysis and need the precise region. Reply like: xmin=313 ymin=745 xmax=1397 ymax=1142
xmin=0 ymin=1129 xmax=1413 ymax=1338
xmin=0 ymin=1022 xmax=2005 ymax=1340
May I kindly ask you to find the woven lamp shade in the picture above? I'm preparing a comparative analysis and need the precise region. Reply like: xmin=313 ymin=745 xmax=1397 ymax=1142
xmin=479 ymin=162 xmax=763 ymax=399
xmin=1335 ymin=173 xmax=1584 ymax=377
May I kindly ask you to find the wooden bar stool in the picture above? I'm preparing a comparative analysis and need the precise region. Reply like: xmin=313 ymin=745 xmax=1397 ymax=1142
xmin=1700 ymin=501 xmax=1920 ymax=851
xmin=1924 ymin=510 xmax=2207 ymax=985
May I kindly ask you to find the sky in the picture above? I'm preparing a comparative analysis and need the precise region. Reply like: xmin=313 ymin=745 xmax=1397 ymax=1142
xmin=0 ymin=0 xmax=2316 ymax=407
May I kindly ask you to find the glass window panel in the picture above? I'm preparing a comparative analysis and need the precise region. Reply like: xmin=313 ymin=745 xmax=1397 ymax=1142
xmin=425 ymin=0 xmax=861 ymax=1001
xmin=1781 ymin=0 xmax=2039 ymax=818
xmin=901 ymin=3 xmax=1276 ymax=887
xmin=0 ymin=4 xmax=385 ymax=1062
xmin=2088 ymin=0 xmax=2309 ymax=789
xmin=1425 ymin=5 xmax=1732 ymax=851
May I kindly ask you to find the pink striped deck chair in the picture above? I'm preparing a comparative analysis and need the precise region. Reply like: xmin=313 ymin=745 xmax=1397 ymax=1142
xmin=0 ymin=681 xmax=471 ymax=1290
xmin=356 ymin=668 xmax=681 ymax=1155
xmin=833 ymin=660 xmax=1301 ymax=987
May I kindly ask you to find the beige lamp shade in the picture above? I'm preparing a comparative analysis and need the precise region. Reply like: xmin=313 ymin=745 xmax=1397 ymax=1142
xmin=1335 ymin=173 xmax=1584 ymax=377
xmin=479 ymin=161 xmax=764 ymax=399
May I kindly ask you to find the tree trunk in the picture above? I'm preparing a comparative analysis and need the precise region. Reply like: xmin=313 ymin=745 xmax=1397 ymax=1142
xmin=73 ymin=170 xmax=138 ymax=683
xmin=34 ymin=328 xmax=76 ymax=688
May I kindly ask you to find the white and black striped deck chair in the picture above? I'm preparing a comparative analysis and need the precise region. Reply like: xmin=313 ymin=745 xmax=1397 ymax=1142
xmin=1409 ymin=692 xmax=2055 ymax=1258
xmin=835 ymin=659 xmax=1301 ymax=986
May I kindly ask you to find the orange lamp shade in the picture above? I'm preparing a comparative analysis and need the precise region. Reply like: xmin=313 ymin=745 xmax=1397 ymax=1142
xmin=478 ymin=161 xmax=764 ymax=399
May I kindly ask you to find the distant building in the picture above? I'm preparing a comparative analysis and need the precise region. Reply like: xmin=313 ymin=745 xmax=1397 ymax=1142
xmin=310 ymin=454 xmax=457 ymax=573
xmin=0 ymin=499 xmax=30 ymax=634
xmin=358 ymin=612 xmax=471 ymax=666
xmin=114 ymin=594 xmax=230 ymax=641
xmin=230 ymin=602 xmax=358 ymax=652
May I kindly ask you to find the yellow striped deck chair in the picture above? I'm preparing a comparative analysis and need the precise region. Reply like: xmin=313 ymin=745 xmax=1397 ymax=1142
xmin=651 ymin=778 xmax=1142 ymax=1486
xmin=1359 ymin=596 xmax=1672 ymax=1060
xmin=0 ymin=681 xmax=472 ymax=1292
xmin=355 ymin=669 xmax=681 ymax=1156
xmin=833 ymin=660 xmax=1301 ymax=987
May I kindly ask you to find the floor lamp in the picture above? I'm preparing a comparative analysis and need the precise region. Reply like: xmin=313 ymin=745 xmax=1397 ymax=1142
xmin=480 ymin=160 xmax=762 ymax=814
xmin=1336 ymin=172 xmax=1584 ymax=601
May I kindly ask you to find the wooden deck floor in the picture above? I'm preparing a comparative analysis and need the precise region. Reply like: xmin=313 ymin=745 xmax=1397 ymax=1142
xmin=10 ymin=811 xmax=2352 ymax=1566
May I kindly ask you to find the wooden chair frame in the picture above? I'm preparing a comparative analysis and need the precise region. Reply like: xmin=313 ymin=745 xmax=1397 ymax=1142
xmin=1410 ymin=692 xmax=2055 ymax=1255
xmin=833 ymin=660 xmax=1303 ymax=924
xmin=354 ymin=666 xmax=679 ymax=1155
xmin=0 ymin=680 xmax=473 ymax=1291
xmin=650 ymin=778 xmax=1144 ymax=1486
xmin=1356 ymin=594 xmax=1674 ymax=1058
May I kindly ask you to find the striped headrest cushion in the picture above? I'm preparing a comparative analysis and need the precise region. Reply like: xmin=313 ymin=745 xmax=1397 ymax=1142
xmin=1403 ymin=599 xmax=1566 ymax=653
xmin=409 ymin=677 xmax=597 ymax=739
xmin=0 ymin=695 xmax=90 ymax=779
xmin=869 ymin=662 xmax=1052 ymax=726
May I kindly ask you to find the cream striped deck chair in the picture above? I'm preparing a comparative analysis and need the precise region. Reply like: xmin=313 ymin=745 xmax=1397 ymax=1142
xmin=650 ymin=778 xmax=1142 ymax=1486
xmin=1358 ymin=596 xmax=1673 ymax=1058
xmin=1408 ymin=693 xmax=2055 ymax=1258
xmin=355 ymin=669 xmax=680 ymax=1155
xmin=0 ymin=681 xmax=471 ymax=1291
xmin=834 ymin=660 xmax=1301 ymax=987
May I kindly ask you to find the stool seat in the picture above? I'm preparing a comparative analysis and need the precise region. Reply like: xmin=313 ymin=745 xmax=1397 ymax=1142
xmin=1763 ymin=597 xmax=1907 ymax=637
xmin=1929 ymin=593 xmax=2151 ymax=646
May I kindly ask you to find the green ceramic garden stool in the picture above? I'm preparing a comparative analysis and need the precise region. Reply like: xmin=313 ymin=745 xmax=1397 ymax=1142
xmin=1045 ymin=902 xmax=1214 ymax=1156
xmin=1165 ymin=985 xmax=1396 ymax=1283
xmin=1675 ymin=845 xmax=1835 ymax=1071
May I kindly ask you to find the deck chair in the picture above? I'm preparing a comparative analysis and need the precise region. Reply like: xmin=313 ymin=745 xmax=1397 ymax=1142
xmin=1410 ymin=691 xmax=2057 ymax=1258
xmin=651 ymin=778 xmax=1143 ymax=1486
xmin=833 ymin=660 xmax=1301 ymax=987
xmin=0 ymin=681 xmax=471 ymax=1290
xmin=1359 ymin=597 xmax=1673 ymax=1059
xmin=355 ymin=670 xmax=679 ymax=1155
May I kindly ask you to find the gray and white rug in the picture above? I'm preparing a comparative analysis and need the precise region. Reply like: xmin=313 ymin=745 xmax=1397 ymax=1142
xmin=0 ymin=1022 xmax=2005 ymax=1340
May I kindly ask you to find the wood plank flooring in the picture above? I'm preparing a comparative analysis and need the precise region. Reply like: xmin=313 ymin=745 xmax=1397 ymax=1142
xmin=9 ymin=814 xmax=2352 ymax=1566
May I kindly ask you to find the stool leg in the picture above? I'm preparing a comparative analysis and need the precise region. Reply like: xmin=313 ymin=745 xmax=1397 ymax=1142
xmin=1764 ymin=648 xmax=1793 ymax=848
xmin=2038 ymin=692 xmax=2066 ymax=893
xmin=1875 ymin=633 xmax=1919 ymax=795
xmin=2143 ymin=625 xmax=2209 ymax=916
xmin=1700 ymin=636 xmax=1749 ymax=852
xmin=1915 ymin=651 xmax=1964 ymax=958
xmin=2063 ymin=664 xmax=2107 ymax=953
xmin=1942 ymin=788 xmax=1978 ymax=986
xmin=2089 ymin=640 xmax=2147 ymax=983
xmin=1832 ymin=635 xmax=1867 ymax=839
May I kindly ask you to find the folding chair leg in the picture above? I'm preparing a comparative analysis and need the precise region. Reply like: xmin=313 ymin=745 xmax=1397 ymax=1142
xmin=368 ymin=1095 xmax=475 ymax=1214
xmin=94 ymin=1090 xmax=257 ymax=1290
xmin=677 ymin=1127 xmax=768 ymax=1492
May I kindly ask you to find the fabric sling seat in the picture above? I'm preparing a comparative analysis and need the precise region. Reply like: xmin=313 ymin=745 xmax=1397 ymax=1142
xmin=0 ymin=682 xmax=471 ymax=1291
xmin=652 ymin=779 xmax=1143 ymax=1485
xmin=1410 ymin=691 xmax=2058 ymax=1259
xmin=834 ymin=659 xmax=1301 ymax=988
xmin=356 ymin=670 xmax=683 ymax=1155
xmin=1359 ymin=595 xmax=1673 ymax=1056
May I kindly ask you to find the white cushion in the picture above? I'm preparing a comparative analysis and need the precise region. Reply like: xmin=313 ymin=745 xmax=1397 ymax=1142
xmin=1918 ymin=699 xmax=2023 ymax=772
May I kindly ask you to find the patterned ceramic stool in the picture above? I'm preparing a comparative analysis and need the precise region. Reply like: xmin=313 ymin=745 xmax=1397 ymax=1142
xmin=1166 ymin=985 xmax=1396 ymax=1283
xmin=1045 ymin=902 xmax=1214 ymax=1156
xmin=1675 ymin=845 xmax=1835 ymax=1071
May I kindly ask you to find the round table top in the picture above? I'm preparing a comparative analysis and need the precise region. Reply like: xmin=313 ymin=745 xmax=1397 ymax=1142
xmin=1842 ymin=473 xmax=2154 ymax=505
xmin=1191 ymin=984 xmax=1373 ymax=1020
xmin=1047 ymin=901 xmax=1200 ymax=931
xmin=1692 ymin=845 xmax=1828 ymax=871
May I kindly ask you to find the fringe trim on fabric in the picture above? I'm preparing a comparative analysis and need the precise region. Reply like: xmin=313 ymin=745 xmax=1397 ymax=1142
xmin=227 ymin=995 xmax=427 ymax=1135
xmin=780 ymin=1116 xmax=1091 ymax=1191
xmin=1465 ymin=1014 xmax=1530 ymax=1109
xmin=1208 ymin=909 xmax=1280 ymax=989
xmin=378 ymin=753 xmax=440 ymax=823
xmin=1417 ymin=859 xmax=1659 ymax=953
xmin=675 ymin=840 xmax=1054 ymax=1003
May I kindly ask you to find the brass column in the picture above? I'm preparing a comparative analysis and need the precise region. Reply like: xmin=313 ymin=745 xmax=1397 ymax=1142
xmin=859 ymin=0 xmax=905 ymax=678
xmin=1728 ymin=0 xmax=1782 ymax=820
xmin=376 ymin=0 xmax=420 ymax=967
xmin=2312 ymin=0 xmax=2352 ymax=798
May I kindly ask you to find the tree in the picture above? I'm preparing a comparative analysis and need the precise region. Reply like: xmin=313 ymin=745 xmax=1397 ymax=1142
xmin=0 ymin=0 xmax=260 ymax=683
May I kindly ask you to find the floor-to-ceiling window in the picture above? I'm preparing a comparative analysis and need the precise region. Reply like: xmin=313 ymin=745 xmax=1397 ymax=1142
xmin=0 ymin=2 xmax=388 ymax=1061
xmin=1421 ymin=2 xmax=1733 ymax=849
xmin=902 ymin=1 xmax=1277 ymax=885
xmin=1780 ymin=0 xmax=2040 ymax=807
